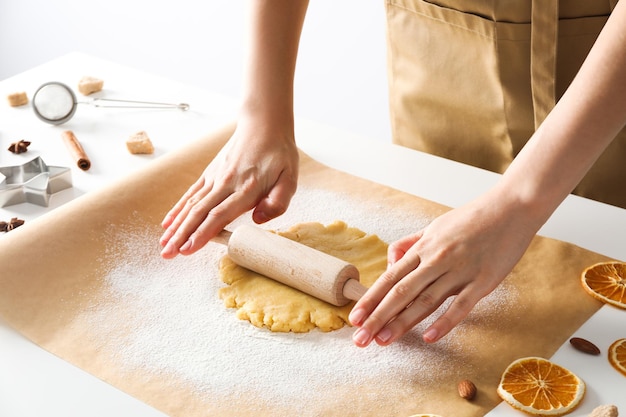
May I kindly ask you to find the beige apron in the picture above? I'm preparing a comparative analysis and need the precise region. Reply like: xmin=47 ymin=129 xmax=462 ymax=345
xmin=386 ymin=0 xmax=626 ymax=209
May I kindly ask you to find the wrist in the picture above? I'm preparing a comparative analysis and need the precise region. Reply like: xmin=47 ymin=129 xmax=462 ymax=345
xmin=486 ymin=173 xmax=558 ymax=236
xmin=239 ymin=94 xmax=294 ymax=128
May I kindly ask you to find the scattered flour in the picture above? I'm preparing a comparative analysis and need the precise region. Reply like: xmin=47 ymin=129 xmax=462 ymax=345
xmin=81 ymin=186 xmax=518 ymax=415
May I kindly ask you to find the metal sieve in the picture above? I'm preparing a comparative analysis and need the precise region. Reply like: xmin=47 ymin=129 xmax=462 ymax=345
xmin=32 ymin=81 xmax=190 ymax=125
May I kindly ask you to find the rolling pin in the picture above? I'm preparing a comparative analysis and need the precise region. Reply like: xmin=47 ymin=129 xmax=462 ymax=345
xmin=213 ymin=224 xmax=368 ymax=306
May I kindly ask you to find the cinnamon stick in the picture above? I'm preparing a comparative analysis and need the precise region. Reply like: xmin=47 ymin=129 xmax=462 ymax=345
xmin=61 ymin=130 xmax=91 ymax=171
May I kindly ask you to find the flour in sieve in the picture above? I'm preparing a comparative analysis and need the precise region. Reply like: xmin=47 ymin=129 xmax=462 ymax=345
xmin=83 ymin=187 xmax=518 ymax=415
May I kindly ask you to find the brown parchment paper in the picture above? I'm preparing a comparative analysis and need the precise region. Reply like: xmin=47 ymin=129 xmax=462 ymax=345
xmin=0 ymin=123 xmax=610 ymax=417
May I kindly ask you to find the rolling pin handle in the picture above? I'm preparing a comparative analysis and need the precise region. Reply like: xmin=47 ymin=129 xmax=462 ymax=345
xmin=213 ymin=229 xmax=232 ymax=246
xmin=343 ymin=278 xmax=368 ymax=301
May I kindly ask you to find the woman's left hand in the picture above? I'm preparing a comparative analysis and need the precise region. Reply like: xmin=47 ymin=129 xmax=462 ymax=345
xmin=349 ymin=193 xmax=537 ymax=346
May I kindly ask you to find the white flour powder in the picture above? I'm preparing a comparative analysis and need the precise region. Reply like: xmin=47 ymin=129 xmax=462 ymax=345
xmin=83 ymin=187 xmax=517 ymax=415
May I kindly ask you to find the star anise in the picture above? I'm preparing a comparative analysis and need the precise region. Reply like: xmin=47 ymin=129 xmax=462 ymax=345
xmin=0 ymin=217 xmax=25 ymax=232
xmin=7 ymin=140 xmax=31 ymax=154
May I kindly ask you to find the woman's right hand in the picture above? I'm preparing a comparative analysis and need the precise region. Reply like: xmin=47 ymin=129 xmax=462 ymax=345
xmin=160 ymin=0 xmax=308 ymax=258
xmin=159 ymin=118 xmax=299 ymax=259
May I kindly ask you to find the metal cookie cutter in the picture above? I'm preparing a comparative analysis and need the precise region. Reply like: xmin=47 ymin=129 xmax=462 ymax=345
xmin=0 ymin=157 xmax=72 ymax=207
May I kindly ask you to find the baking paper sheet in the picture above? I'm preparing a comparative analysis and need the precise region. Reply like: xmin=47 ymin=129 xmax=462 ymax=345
xmin=0 ymin=123 xmax=613 ymax=417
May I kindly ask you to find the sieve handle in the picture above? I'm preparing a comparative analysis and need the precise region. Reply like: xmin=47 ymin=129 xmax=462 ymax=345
xmin=89 ymin=98 xmax=189 ymax=111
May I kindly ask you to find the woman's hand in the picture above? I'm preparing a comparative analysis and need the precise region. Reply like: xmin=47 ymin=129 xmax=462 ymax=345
xmin=159 ymin=0 xmax=308 ymax=259
xmin=349 ymin=192 xmax=537 ymax=346
xmin=159 ymin=120 xmax=299 ymax=258
xmin=348 ymin=0 xmax=626 ymax=347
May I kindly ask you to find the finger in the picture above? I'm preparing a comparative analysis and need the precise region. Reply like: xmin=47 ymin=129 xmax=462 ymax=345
xmin=160 ymin=185 xmax=234 ymax=258
xmin=421 ymin=286 xmax=488 ymax=343
xmin=177 ymin=189 xmax=261 ymax=256
xmin=350 ymin=264 xmax=410 ymax=327
xmin=350 ymin=246 xmax=425 ymax=326
xmin=351 ymin=260 xmax=439 ymax=348
xmin=159 ymin=183 xmax=214 ymax=249
xmin=349 ymin=232 xmax=423 ymax=328
xmin=372 ymin=273 xmax=457 ymax=346
xmin=160 ymin=176 xmax=209 ymax=230
xmin=252 ymin=169 xmax=298 ymax=224
xmin=375 ymin=278 xmax=488 ymax=346
xmin=387 ymin=232 xmax=422 ymax=266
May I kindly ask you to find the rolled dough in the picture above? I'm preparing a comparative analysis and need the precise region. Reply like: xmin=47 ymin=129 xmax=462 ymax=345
xmin=218 ymin=220 xmax=388 ymax=332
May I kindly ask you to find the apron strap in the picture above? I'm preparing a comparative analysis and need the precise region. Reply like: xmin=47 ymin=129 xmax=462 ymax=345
xmin=531 ymin=0 xmax=618 ymax=128
xmin=530 ymin=0 xmax=559 ymax=129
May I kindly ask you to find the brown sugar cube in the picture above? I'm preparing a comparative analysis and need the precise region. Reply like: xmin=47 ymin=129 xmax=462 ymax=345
xmin=77 ymin=76 xmax=104 ymax=95
xmin=7 ymin=92 xmax=28 ymax=107
xmin=126 ymin=131 xmax=154 ymax=154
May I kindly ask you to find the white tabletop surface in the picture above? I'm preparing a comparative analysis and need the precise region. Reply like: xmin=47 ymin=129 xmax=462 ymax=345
xmin=1 ymin=53 xmax=624 ymax=417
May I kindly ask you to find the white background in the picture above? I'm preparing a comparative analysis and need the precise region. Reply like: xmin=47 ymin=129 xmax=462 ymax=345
xmin=0 ymin=0 xmax=391 ymax=143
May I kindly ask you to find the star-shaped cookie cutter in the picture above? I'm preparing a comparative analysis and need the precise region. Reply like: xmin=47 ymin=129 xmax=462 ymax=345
xmin=0 ymin=157 xmax=72 ymax=207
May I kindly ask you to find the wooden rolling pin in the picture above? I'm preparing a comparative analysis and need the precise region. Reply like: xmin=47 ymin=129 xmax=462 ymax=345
xmin=213 ymin=224 xmax=367 ymax=306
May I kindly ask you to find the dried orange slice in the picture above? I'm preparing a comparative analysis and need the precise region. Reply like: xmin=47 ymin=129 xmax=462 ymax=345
xmin=608 ymin=338 xmax=626 ymax=377
xmin=497 ymin=357 xmax=585 ymax=416
xmin=581 ymin=261 xmax=626 ymax=308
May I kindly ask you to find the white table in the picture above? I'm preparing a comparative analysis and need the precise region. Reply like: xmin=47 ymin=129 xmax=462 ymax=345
xmin=1 ymin=53 xmax=625 ymax=417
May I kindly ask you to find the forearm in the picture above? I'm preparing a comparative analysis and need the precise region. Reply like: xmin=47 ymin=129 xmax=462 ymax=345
xmin=493 ymin=1 xmax=626 ymax=228
xmin=159 ymin=1 xmax=308 ymax=258
xmin=240 ymin=0 xmax=309 ymax=129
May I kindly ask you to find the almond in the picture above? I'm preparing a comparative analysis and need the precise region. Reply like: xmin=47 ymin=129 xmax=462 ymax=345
xmin=569 ymin=337 xmax=601 ymax=355
xmin=457 ymin=379 xmax=477 ymax=400
xmin=588 ymin=404 xmax=618 ymax=417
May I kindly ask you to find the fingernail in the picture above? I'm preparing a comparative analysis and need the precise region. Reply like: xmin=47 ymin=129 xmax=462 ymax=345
xmin=253 ymin=210 xmax=270 ymax=224
xmin=349 ymin=308 xmax=366 ymax=326
xmin=160 ymin=215 xmax=171 ymax=228
xmin=352 ymin=327 xmax=371 ymax=346
xmin=180 ymin=240 xmax=192 ymax=253
xmin=423 ymin=328 xmax=439 ymax=343
xmin=160 ymin=244 xmax=173 ymax=258
xmin=160 ymin=241 xmax=181 ymax=259
xmin=159 ymin=229 xmax=172 ymax=246
xmin=376 ymin=328 xmax=392 ymax=343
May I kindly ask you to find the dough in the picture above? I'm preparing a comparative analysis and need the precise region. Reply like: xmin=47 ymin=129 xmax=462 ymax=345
xmin=218 ymin=221 xmax=388 ymax=332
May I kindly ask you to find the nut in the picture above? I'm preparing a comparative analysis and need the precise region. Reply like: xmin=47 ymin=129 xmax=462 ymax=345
xmin=588 ymin=404 xmax=618 ymax=417
xmin=457 ymin=379 xmax=477 ymax=400
xmin=570 ymin=337 xmax=601 ymax=355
